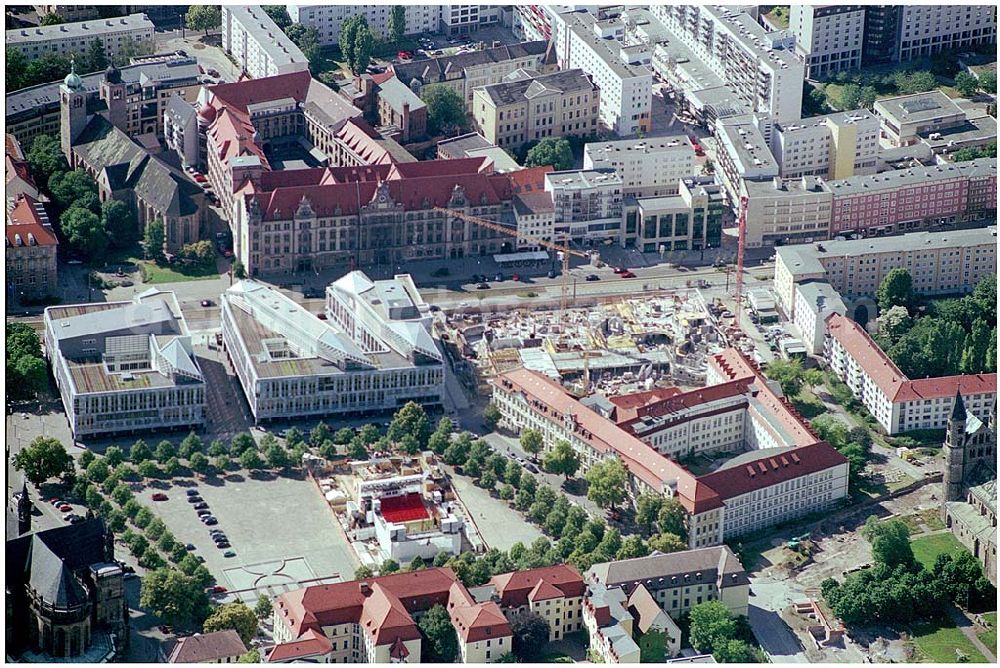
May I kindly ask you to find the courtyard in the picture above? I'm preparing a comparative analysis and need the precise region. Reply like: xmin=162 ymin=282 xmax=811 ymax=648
xmin=448 ymin=472 xmax=543 ymax=551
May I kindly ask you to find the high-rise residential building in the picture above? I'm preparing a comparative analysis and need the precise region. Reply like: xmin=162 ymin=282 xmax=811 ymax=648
xmin=789 ymin=5 xmax=865 ymax=79
xmin=43 ymin=290 xmax=205 ymax=439
xmin=862 ymin=5 xmax=997 ymax=64
xmin=583 ymin=136 xmax=696 ymax=198
xmin=221 ymin=274 xmax=444 ymax=423
xmin=472 ymin=69 xmax=599 ymax=150
xmin=552 ymin=9 xmax=653 ymax=136
xmin=287 ymin=6 xmax=442 ymax=46
xmin=861 ymin=5 xmax=901 ymax=65
xmin=651 ymin=6 xmax=804 ymax=123
xmin=545 ymin=169 xmax=623 ymax=244
xmin=713 ymin=115 xmax=779 ymax=204
xmin=221 ymin=6 xmax=308 ymax=80
xmin=6 ymin=13 xmax=154 ymax=61
xmin=771 ymin=109 xmax=879 ymax=180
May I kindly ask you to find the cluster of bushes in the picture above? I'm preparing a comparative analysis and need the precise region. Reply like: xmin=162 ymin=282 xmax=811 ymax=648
xmin=6 ymin=323 xmax=49 ymax=401
xmin=952 ymin=142 xmax=997 ymax=162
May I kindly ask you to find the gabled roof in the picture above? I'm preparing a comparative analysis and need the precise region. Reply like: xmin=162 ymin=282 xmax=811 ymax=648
xmin=588 ymin=545 xmax=748 ymax=590
xmin=266 ymin=629 xmax=331 ymax=662
xmin=490 ymin=564 xmax=585 ymax=608
xmin=168 ymin=630 xmax=247 ymax=663
xmin=7 ymin=193 xmax=57 ymax=248
xmin=27 ymin=538 xmax=89 ymax=609
xmin=361 ymin=584 xmax=420 ymax=645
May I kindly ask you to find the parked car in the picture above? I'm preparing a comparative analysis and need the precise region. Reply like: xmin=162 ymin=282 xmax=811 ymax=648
xmin=49 ymin=498 xmax=64 ymax=506
xmin=223 ymin=550 xmax=236 ymax=558
xmin=187 ymin=495 xmax=203 ymax=503
xmin=614 ymin=266 xmax=628 ymax=274
xmin=152 ymin=492 xmax=168 ymax=501
xmin=547 ymin=270 xmax=558 ymax=279
xmin=186 ymin=489 xmax=199 ymax=496
xmin=185 ymin=543 xmax=196 ymax=551
xmin=57 ymin=503 xmax=73 ymax=512
xmin=197 ymin=509 xmax=211 ymax=517
xmin=620 ymin=271 xmax=636 ymax=279
xmin=207 ymin=68 xmax=220 ymax=78
xmin=216 ymin=541 xmax=231 ymax=549
xmin=525 ymin=463 xmax=540 ymax=473
xmin=200 ymin=299 xmax=213 ymax=307
xmin=204 ymin=517 xmax=218 ymax=526
xmin=212 ymin=585 xmax=227 ymax=593
xmin=585 ymin=274 xmax=600 ymax=281
xmin=476 ymin=283 xmax=490 ymax=290
xmin=194 ymin=502 xmax=209 ymax=510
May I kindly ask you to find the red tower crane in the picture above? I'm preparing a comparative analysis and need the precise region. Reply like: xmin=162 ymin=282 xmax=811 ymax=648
xmin=733 ymin=195 xmax=749 ymax=334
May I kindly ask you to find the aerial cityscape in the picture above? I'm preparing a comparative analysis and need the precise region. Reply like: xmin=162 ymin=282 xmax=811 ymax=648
xmin=4 ymin=2 xmax=998 ymax=664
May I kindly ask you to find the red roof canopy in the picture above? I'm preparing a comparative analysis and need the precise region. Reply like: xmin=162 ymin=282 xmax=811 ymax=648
xmin=379 ymin=493 xmax=428 ymax=524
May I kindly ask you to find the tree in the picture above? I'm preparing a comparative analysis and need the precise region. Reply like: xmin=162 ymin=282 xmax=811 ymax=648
xmin=10 ymin=355 xmax=48 ymax=399
xmin=862 ymin=515 xmax=915 ymax=568
xmin=960 ymin=319 xmax=992 ymax=374
xmin=177 ymin=432 xmax=203 ymax=460
xmin=84 ymin=38 xmax=109 ymax=72
xmin=858 ymin=85 xmax=878 ymax=109
xmin=955 ymin=71 xmax=980 ymax=97
xmin=504 ymin=460 xmax=522 ymax=489
xmin=878 ymin=304 xmax=913 ymax=342
xmin=60 ymin=206 xmax=108 ymax=260
xmin=585 ymin=459 xmax=628 ymax=511
xmin=13 ymin=436 xmax=73 ymax=486
xmin=877 ymin=268 xmax=914 ymax=313
xmin=648 ymin=532 xmax=687 ymax=554
xmin=180 ymin=240 xmax=216 ymax=266
xmin=388 ymin=401 xmax=431 ymax=449
xmin=49 ymin=169 xmax=97 ymax=210
xmin=428 ymin=418 xmax=454 ymax=454
xmin=240 ymin=449 xmax=263 ymax=471
xmin=26 ymin=135 xmax=68 ymax=186
xmin=143 ymin=217 xmax=166 ymax=262
xmin=510 ymin=611 xmax=550 ymax=660
xmin=657 ymin=498 xmax=688 ymax=540
xmin=380 ymin=559 xmax=400 ymax=575
xmin=230 ymin=432 xmax=256 ymax=457
xmin=635 ymin=493 xmax=663 ymax=536
xmin=480 ymin=469 xmax=498 ymax=491
xmin=979 ymin=70 xmax=997 ymax=95
xmin=265 ymin=444 xmax=290 ymax=470
xmin=140 ymin=568 xmax=210 ymax=628
xmin=525 ymin=137 xmax=574 ymax=170
xmin=388 ymin=6 xmax=407 ymax=43
xmin=163 ymin=457 xmax=181 ymax=477
xmin=86 ymin=458 xmax=111 ymax=484
xmin=204 ymin=602 xmax=260 ymax=646
xmin=764 ymin=358 xmax=805 ymax=397
xmin=422 ymin=84 xmax=467 ymax=136
xmin=352 ymin=23 xmax=374 ymax=76
xmin=354 ymin=565 xmax=374 ymax=579
xmin=520 ymin=429 xmax=543 ymax=459
xmin=543 ymin=440 xmax=580 ymax=479
xmin=238 ymin=650 xmax=261 ymax=663
xmin=348 ymin=440 xmax=369 ymax=461
xmin=130 ymin=439 xmax=153 ymax=464
xmin=231 ymin=258 xmax=247 ymax=280
xmin=186 ymin=5 xmax=221 ymax=36
xmin=617 ymin=535 xmax=651 ymax=560
xmin=262 ymin=5 xmax=291 ymax=28
xmin=7 ymin=47 xmax=27 ymax=91
xmin=839 ymin=83 xmax=863 ymax=111
xmin=418 ymin=604 xmax=458 ymax=662
xmin=40 ymin=12 xmax=64 ymax=25
xmin=689 ymin=601 xmax=737 ymax=654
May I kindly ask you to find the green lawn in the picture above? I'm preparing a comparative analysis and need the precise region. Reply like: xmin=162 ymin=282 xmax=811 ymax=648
xmin=540 ymin=653 xmax=573 ymax=663
xmin=792 ymin=386 xmax=827 ymax=419
xmin=908 ymin=619 xmax=988 ymax=663
xmin=139 ymin=260 xmax=219 ymax=284
xmin=978 ymin=612 xmax=997 ymax=654
xmin=910 ymin=533 xmax=967 ymax=570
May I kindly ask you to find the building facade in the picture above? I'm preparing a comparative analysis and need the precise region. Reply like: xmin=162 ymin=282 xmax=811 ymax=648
xmin=43 ymin=289 xmax=205 ymax=439
xmin=6 ymin=13 xmax=154 ymax=61
xmin=874 ymin=91 xmax=967 ymax=148
xmin=895 ymin=6 xmax=996 ymax=62
xmin=622 ymin=176 xmax=725 ymax=253
xmin=790 ymin=5 xmax=865 ymax=79
xmin=287 ymin=5 xmax=442 ymax=46
xmin=742 ymin=176 xmax=833 ymax=248
xmin=771 ymin=110 xmax=879 ymax=180
xmin=545 ymin=169 xmax=623 ymax=244
xmin=584 ymin=136 xmax=696 ymax=198
xmin=221 ymin=275 xmax=443 ymax=423
xmin=488 ymin=565 xmax=586 ymax=642
xmin=221 ymin=6 xmax=309 ymax=80
xmin=6 ymin=193 xmax=58 ymax=302
xmin=472 ymin=69 xmax=599 ymax=150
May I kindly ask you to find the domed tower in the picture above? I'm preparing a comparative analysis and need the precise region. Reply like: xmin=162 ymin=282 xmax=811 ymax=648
xmin=59 ymin=58 xmax=88 ymax=162
xmin=100 ymin=63 xmax=127 ymax=131
xmin=942 ymin=390 xmax=968 ymax=502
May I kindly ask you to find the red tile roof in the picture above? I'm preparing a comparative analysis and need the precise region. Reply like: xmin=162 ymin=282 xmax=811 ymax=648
xmin=6 ymin=194 xmax=57 ymax=248
xmin=490 ymin=565 xmax=585 ymax=608
xmin=607 ymin=386 xmax=683 ymax=413
xmin=508 ymin=166 xmax=553 ymax=194
xmin=266 ymin=629 xmax=332 ymax=662
xmin=697 ymin=441 xmax=847 ymax=501
xmin=167 ymin=630 xmax=246 ymax=663
xmin=208 ymin=70 xmax=314 ymax=116
xmin=378 ymin=493 xmax=429 ymax=523
xmin=361 ymin=583 xmax=421 ymax=645
xmin=615 ymin=380 xmax=750 ymax=426
xmin=447 ymin=582 xmax=511 ymax=643
xmin=825 ymin=313 xmax=997 ymax=403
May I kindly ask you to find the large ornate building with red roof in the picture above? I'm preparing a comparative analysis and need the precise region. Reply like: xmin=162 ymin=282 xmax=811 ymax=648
xmin=491 ymin=348 xmax=849 ymax=547
xmin=6 ymin=193 xmax=58 ymax=302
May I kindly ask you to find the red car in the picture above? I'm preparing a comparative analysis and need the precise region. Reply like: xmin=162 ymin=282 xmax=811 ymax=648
xmin=398 ymin=51 xmax=412 ymax=60
xmin=194 ymin=174 xmax=207 ymax=183
xmin=212 ymin=585 xmax=227 ymax=593
xmin=620 ymin=271 xmax=636 ymax=279
xmin=57 ymin=504 xmax=72 ymax=512
xmin=152 ymin=492 xmax=168 ymax=501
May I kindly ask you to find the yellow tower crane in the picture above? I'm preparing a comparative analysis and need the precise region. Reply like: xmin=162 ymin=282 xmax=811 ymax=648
xmin=432 ymin=206 xmax=599 ymax=316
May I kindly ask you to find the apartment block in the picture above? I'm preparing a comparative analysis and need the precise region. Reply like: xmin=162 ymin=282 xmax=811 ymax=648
xmin=584 ymin=136 xmax=696 ymax=197
xmin=222 ymin=6 xmax=308 ymax=80
xmin=789 ymin=5 xmax=865 ymax=79
xmin=487 ymin=565 xmax=586 ymax=642
xmin=545 ymin=169 xmax=623 ymax=244
xmin=714 ymin=115 xmax=779 ymax=205
xmin=825 ymin=313 xmax=997 ymax=434
xmin=6 ymin=193 xmax=58 ymax=302
xmin=472 ymin=69 xmax=599 ymax=150
xmin=221 ymin=275 xmax=443 ymax=423
xmin=742 ymin=176 xmax=833 ymax=248
xmin=287 ymin=5 xmax=442 ymax=46
xmin=6 ymin=13 xmax=154 ymax=61
xmin=791 ymin=282 xmax=847 ymax=356
xmin=393 ymin=41 xmax=554 ymax=107
xmin=896 ymin=6 xmax=996 ymax=62
xmin=651 ymin=6 xmax=804 ymax=123
xmin=552 ymin=9 xmax=652 ymax=136
xmin=774 ymin=225 xmax=999 ymax=315
xmin=771 ymin=109 xmax=879 ymax=180
xmin=43 ymin=290 xmax=205 ymax=439
xmin=874 ymin=91 xmax=967 ymax=148
xmin=824 ymin=158 xmax=997 ymax=237
xmin=622 ymin=176 xmax=725 ymax=252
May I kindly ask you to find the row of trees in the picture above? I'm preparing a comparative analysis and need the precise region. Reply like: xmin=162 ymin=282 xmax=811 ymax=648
xmin=689 ymin=601 xmax=765 ymax=663
xmin=6 ymin=323 xmax=49 ymax=401
xmin=877 ymin=271 xmax=997 ymax=378
xmin=952 ymin=141 xmax=997 ymax=162
xmin=822 ymin=516 xmax=995 ymax=625
xmin=7 ymin=35 xmax=152 ymax=92
xmin=955 ymin=70 xmax=997 ymax=97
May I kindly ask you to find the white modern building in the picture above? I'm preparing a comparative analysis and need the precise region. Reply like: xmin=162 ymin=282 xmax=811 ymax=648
xmin=286 ymin=5 xmax=442 ymax=46
xmin=651 ymin=6 xmax=804 ymax=123
xmin=825 ymin=313 xmax=997 ymax=435
xmin=771 ymin=109 xmax=879 ymax=180
xmin=789 ymin=5 xmax=865 ymax=79
xmin=222 ymin=6 xmax=308 ymax=80
xmin=742 ymin=176 xmax=833 ymax=248
xmin=552 ymin=8 xmax=652 ymax=136
xmin=6 ymin=13 xmax=154 ymax=61
xmin=714 ymin=115 xmax=779 ymax=206
xmin=545 ymin=169 xmax=623 ymax=244
xmin=874 ymin=91 xmax=967 ymax=148
xmin=43 ymin=289 xmax=205 ymax=439
xmin=221 ymin=274 xmax=443 ymax=423
xmin=773 ymin=226 xmax=999 ymax=316
xmin=790 ymin=281 xmax=847 ymax=355
xmin=584 ymin=136 xmax=696 ymax=197
xmin=895 ymin=6 xmax=996 ymax=62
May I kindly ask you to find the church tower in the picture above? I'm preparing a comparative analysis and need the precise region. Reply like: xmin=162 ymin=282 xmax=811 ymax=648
xmin=99 ymin=63 xmax=127 ymax=131
xmin=943 ymin=390 xmax=968 ymax=502
xmin=15 ymin=480 xmax=31 ymax=535
xmin=59 ymin=59 xmax=89 ymax=163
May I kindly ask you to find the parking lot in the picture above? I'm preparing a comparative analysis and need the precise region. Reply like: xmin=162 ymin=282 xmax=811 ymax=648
xmin=140 ymin=473 xmax=356 ymax=603
xmin=449 ymin=473 xmax=543 ymax=551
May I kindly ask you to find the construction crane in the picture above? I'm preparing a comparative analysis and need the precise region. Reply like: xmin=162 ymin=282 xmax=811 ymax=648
xmin=433 ymin=207 xmax=598 ymax=315
xmin=733 ymin=195 xmax=749 ymax=334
